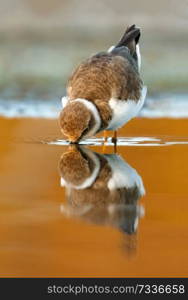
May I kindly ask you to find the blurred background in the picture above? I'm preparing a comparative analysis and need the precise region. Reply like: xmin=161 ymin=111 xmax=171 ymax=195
xmin=0 ymin=0 xmax=188 ymax=116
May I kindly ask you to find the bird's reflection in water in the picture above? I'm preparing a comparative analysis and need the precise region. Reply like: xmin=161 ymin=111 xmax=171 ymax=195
xmin=59 ymin=146 xmax=145 ymax=255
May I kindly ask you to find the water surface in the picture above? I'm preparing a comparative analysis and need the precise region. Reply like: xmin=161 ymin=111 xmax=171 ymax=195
xmin=0 ymin=117 xmax=188 ymax=277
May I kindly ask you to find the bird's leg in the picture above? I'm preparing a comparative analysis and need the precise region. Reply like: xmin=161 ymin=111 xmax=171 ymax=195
xmin=112 ymin=130 xmax=117 ymax=144
xmin=103 ymin=130 xmax=108 ymax=143
xmin=112 ymin=130 xmax=117 ymax=153
xmin=102 ymin=144 xmax=106 ymax=153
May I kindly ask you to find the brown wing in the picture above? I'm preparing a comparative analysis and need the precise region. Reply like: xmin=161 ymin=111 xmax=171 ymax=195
xmin=67 ymin=52 xmax=142 ymax=102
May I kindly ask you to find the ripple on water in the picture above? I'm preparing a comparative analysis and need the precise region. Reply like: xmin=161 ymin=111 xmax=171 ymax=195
xmin=47 ymin=136 xmax=188 ymax=147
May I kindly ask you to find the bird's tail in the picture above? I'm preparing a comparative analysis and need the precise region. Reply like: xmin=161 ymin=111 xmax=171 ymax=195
xmin=115 ymin=24 xmax=140 ymax=53
xmin=109 ymin=24 xmax=141 ymax=70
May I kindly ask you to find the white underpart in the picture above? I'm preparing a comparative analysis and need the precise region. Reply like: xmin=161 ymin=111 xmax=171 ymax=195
xmin=61 ymin=96 xmax=69 ymax=108
xmin=133 ymin=206 xmax=145 ymax=231
xmin=107 ymin=45 xmax=115 ymax=53
xmin=108 ymin=203 xmax=145 ymax=233
xmin=60 ymin=177 xmax=66 ymax=187
xmin=60 ymin=148 xmax=100 ymax=190
xmin=105 ymin=154 xmax=145 ymax=196
xmin=136 ymin=44 xmax=141 ymax=71
xmin=107 ymin=85 xmax=147 ymax=130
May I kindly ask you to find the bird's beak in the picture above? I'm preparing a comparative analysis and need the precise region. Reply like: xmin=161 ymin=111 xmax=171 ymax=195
xmin=68 ymin=136 xmax=80 ymax=144
xmin=61 ymin=128 xmax=80 ymax=143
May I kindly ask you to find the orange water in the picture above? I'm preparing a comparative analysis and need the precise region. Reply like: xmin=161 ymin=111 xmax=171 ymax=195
xmin=0 ymin=117 xmax=188 ymax=277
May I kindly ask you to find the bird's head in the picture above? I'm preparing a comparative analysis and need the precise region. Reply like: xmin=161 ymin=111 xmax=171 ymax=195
xmin=59 ymin=100 xmax=100 ymax=143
